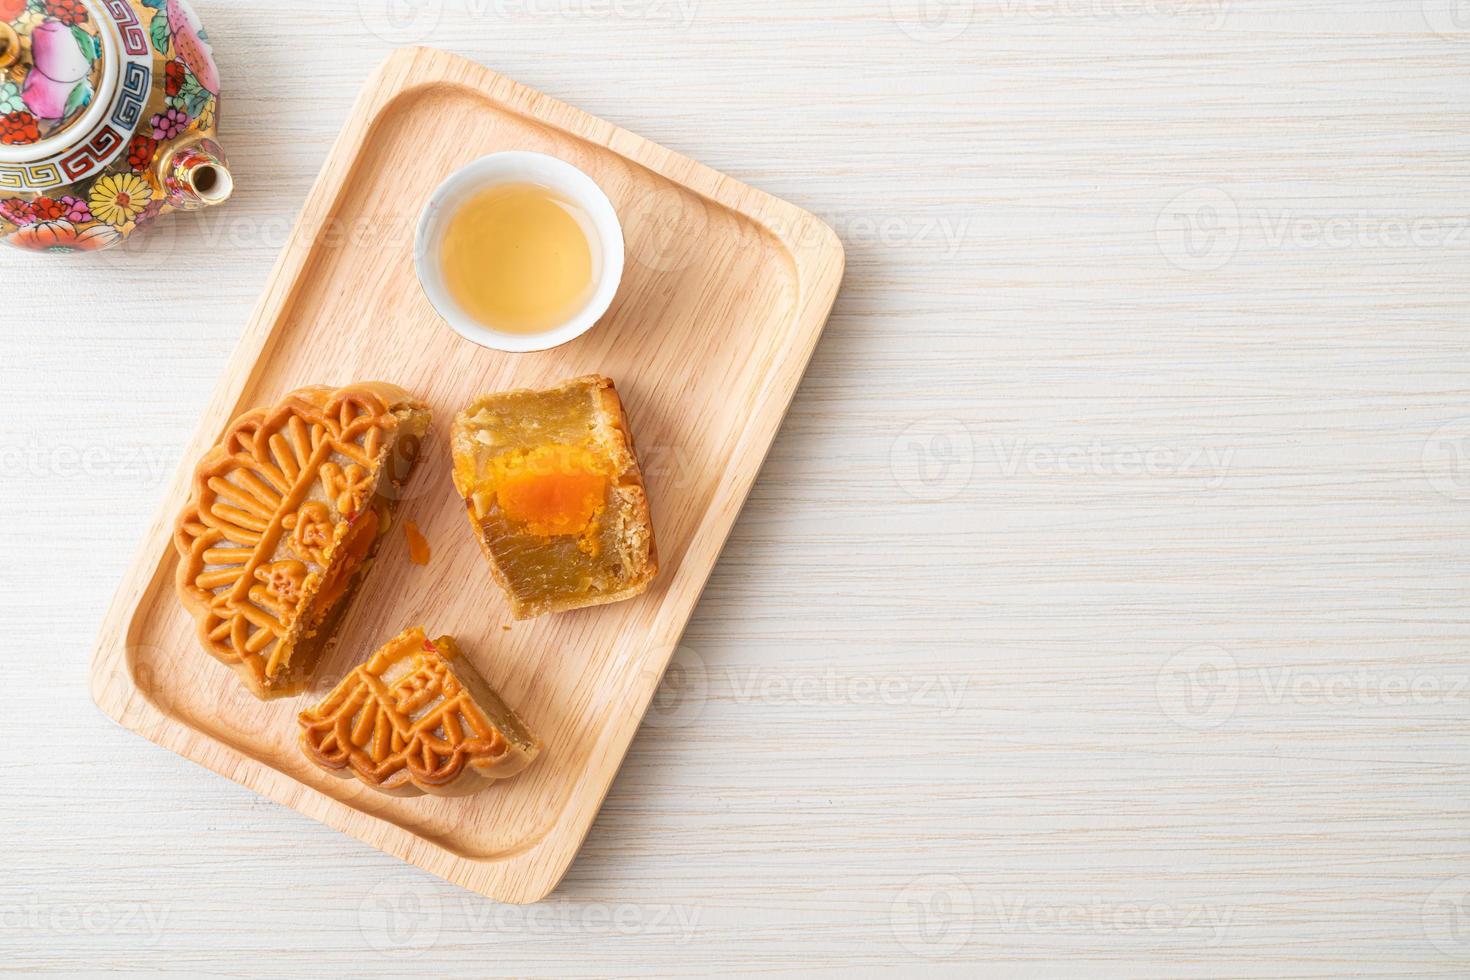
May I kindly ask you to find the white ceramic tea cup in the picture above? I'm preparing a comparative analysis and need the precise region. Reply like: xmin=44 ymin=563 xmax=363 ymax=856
xmin=414 ymin=151 xmax=625 ymax=354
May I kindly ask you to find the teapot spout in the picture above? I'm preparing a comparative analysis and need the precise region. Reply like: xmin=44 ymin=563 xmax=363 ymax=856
xmin=160 ymin=138 xmax=234 ymax=211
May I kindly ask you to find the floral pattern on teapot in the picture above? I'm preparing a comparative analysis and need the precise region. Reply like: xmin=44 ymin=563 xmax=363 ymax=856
xmin=0 ymin=0 xmax=106 ymax=145
xmin=0 ymin=0 xmax=224 ymax=253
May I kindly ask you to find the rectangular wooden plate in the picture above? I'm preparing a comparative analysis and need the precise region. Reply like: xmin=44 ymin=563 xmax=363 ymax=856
xmin=89 ymin=46 xmax=842 ymax=904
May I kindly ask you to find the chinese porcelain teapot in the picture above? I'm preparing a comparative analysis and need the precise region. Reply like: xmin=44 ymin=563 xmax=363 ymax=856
xmin=0 ymin=0 xmax=226 ymax=253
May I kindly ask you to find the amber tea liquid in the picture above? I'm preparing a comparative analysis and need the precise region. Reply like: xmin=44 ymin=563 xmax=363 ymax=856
xmin=440 ymin=183 xmax=599 ymax=335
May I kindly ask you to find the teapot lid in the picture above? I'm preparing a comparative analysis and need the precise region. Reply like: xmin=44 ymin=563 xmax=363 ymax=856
xmin=0 ymin=0 xmax=158 ymax=194
xmin=0 ymin=1 xmax=116 ymax=162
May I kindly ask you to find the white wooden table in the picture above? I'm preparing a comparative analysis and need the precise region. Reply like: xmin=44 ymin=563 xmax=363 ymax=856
xmin=5 ymin=1 xmax=1470 ymax=974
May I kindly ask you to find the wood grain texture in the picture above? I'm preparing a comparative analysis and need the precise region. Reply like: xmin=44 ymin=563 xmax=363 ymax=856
xmin=90 ymin=45 xmax=842 ymax=906
xmin=5 ymin=0 xmax=1470 ymax=974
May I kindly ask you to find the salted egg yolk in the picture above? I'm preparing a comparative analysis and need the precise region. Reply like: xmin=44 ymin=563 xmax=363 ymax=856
xmin=491 ymin=444 xmax=608 ymax=537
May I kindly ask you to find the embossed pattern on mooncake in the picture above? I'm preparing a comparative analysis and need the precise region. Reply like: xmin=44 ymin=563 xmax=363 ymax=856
xmin=298 ymin=627 xmax=541 ymax=796
xmin=173 ymin=383 xmax=430 ymax=699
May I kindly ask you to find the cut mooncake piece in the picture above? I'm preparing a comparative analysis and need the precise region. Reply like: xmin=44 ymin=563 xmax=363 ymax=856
xmin=450 ymin=375 xmax=658 ymax=619
xmin=298 ymin=627 xmax=542 ymax=796
xmin=174 ymin=383 xmax=432 ymax=700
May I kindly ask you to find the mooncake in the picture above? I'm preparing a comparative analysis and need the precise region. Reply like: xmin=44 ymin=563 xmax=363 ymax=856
xmin=173 ymin=383 xmax=431 ymax=699
xmin=298 ymin=627 xmax=542 ymax=796
xmin=450 ymin=375 xmax=658 ymax=619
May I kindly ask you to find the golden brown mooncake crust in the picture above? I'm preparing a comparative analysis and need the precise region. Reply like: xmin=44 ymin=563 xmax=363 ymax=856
xmin=173 ymin=382 xmax=431 ymax=700
xmin=298 ymin=627 xmax=542 ymax=796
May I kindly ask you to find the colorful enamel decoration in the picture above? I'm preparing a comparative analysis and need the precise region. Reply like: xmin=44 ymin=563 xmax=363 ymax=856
xmin=0 ymin=0 xmax=227 ymax=253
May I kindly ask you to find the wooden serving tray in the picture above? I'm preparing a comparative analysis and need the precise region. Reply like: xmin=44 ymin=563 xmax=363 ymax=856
xmin=90 ymin=46 xmax=842 ymax=904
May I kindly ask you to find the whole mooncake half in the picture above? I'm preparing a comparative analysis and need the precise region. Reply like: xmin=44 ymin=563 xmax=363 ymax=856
xmin=173 ymin=382 xmax=432 ymax=699
xmin=298 ymin=627 xmax=542 ymax=796
xmin=450 ymin=375 xmax=659 ymax=619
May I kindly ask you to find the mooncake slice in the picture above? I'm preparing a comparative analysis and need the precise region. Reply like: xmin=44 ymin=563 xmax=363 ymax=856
xmin=450 ymin=375 xmax=658 ymax=619
xmin=298 ymin=627 xmax=542 ymax=796
xmin=174 ymin=382 xmax=432 ymax=699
